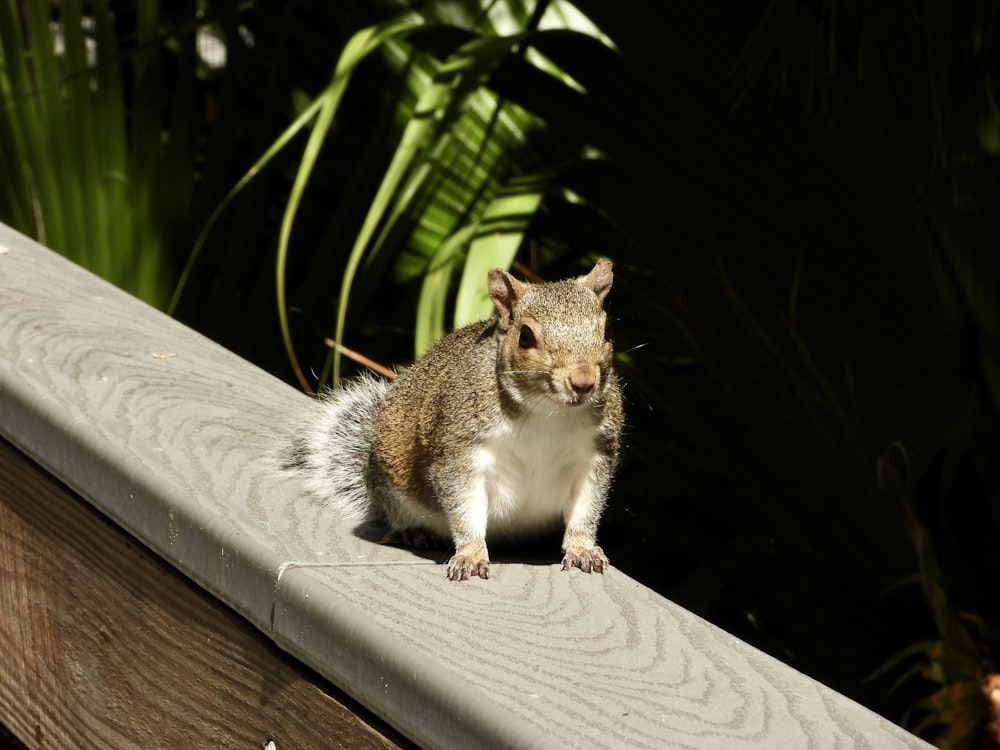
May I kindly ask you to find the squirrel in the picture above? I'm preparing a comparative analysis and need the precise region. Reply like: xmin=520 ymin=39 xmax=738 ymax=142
xmin=279 ymin=260 xmax=623 ymax=581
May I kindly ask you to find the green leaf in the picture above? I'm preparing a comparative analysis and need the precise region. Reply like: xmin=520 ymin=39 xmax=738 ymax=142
xmin=453 ymin=184 xmax=546 ymax=327
xmin=327 ymin=29 xmax=538 ymax=384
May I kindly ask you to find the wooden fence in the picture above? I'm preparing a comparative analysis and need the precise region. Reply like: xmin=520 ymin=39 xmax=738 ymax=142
xmin=0 ymin=223 xmax=932 ymax=749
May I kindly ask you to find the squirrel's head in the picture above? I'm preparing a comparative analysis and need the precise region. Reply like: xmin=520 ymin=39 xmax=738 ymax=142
xmin=488 ymin=260 xmax=615 ymax=410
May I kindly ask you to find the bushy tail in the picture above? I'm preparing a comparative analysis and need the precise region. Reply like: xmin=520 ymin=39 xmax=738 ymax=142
xmin=278 ymin=372 xmax=390 ymax=520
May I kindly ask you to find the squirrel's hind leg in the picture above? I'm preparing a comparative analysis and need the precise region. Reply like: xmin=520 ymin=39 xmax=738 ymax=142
xmin=369 ymin=469 xmax=450 ymax=551
xmin=378 ymin=527 xmax=444 ymax=550
xmin=379 ymin=525 xmax=489 ymax=580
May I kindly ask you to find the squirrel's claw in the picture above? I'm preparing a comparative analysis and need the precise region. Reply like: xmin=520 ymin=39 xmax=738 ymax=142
xmin=561 ymin=546 xmax=609 ymax=574
xmin=447 ymin=554 xmax=490 ymax=581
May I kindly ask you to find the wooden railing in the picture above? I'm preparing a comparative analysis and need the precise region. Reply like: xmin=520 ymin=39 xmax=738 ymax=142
xmin=0 ymin=222 xmax=931 ymax=749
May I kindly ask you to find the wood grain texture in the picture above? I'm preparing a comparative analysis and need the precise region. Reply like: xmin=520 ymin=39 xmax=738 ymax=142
xmin=0 ymin=222 xmax=932 ymax=749
xmin=0 ymin=438 xmax=407 ymax=750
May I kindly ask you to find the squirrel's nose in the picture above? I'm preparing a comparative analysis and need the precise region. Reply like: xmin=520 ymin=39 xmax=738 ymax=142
xmin=568 ymin=365 xmax=597 ymax=398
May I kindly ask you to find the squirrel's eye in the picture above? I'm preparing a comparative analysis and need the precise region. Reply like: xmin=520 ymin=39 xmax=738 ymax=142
xmin=518 ymin=324 xmax=537 ymax=349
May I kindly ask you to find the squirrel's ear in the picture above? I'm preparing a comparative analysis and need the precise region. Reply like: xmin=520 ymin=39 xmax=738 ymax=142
xmin=580 ymin=259 xmax=614 ymax=303
xmin=488 ymin=268 xmax=525 ymax=329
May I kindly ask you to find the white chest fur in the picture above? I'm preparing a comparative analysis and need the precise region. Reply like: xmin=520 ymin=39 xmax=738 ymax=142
xmin=474 ymin=402 xmax=601 ymax=536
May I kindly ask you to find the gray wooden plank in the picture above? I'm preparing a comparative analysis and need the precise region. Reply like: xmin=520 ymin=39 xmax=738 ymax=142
xmin=0 ymin=223 xmax=931 ymax=749
xmin=275 ymin=563 xmax=926 ymax=750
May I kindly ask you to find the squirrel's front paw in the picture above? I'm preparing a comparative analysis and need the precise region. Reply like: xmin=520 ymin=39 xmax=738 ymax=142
xmin=561 ymin=546 xmax=609 ymax=574
xmin=446 ymin=554 xmax=490 ymax=581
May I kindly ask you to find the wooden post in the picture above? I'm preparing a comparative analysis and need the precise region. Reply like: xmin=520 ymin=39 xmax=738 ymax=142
xmin=0 ymin=437 xmax=405 ymax=749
